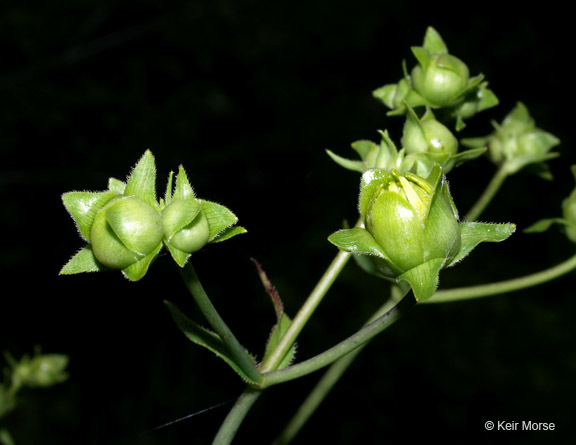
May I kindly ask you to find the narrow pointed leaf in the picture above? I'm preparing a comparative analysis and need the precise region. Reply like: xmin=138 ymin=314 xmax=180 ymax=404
xmin=261 ymin=313 xmax=295 ymax=371
xmin=124 ymin=150 xmax=157 ymax=208
xmin=165 ymin=301 xmax=259 ymax=385
xmin=328 ymin=228 xmax=390 ymax=261
xmin=210 ymin=226 xmax=247 ymax=243
xmin=60 ymin=245 xmax=105 ymax=275
xmin=173 ymin=166 xmax=195 ymax=201
xmin=398 ymin=258 xmax=444 ymax=302
xmin=164 ymin=170 xmax=174 ymax=207
xmin=326 ymin=149 xmax=366 ymax=173
xmin=62 ymin=191 xmax=118 ymax=241
xmin=448 ymin=222 xmax=516 ymax=266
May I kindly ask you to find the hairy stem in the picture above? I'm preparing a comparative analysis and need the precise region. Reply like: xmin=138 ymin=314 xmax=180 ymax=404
xmin=261 ymin=293 xmax=415 ymax=388
xmin=180 ymin=263 xmax=262 ymax=384
xmin=259 ymin=249 xmax=353 ymax=372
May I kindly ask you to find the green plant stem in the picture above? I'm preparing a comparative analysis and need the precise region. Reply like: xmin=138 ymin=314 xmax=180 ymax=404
xmin=273 ymin=284 xmax=407 ymax=444
xmin=463 ymin=165 xmax=509 ymax=221
xmin=425 ymin=252 xmax=576 ymax=303
xmin=179 ymin=263 xmax=262 ymax=384
xmin=212 ymin=387 xmax=262 ymax=445
xmin=259 ymin=249 xmax=353 ymax=373
xmin=261 ymin=293 xmax=415 ymax=388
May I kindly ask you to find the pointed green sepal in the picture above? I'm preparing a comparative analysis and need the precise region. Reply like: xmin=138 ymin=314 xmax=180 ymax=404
xmin=422 ymin=26 xmax=448 ymax=54
xmin=165 ymin=301 xmax=260 ymax=385
xmin=172 ymin=166 xmax=195 ymax=201
xmin=62 ymin=191 xmax=118 ymax=241
xmin=448 ymin=222 xmax=516 ymax=266
xmin=326 ymin=149 xmax=366 ymax=173
xmin=328 ymin=228 xmax=390 ymax=261
xmin=122 ymin=243 xmax=162 ymax=281
xmin=59 ymin=245 xmax=105 ymax=275
xmin=210 ymin=226 xmax=247 ymax=243
xmin=108 ymin=178 xmax=126 ymax=194
xmin=397 ymin=258 xmax=444 ymax=302
xmin=124 ymin=150 xmax=158 ymax=208
xmin=165 ymin=242 xmax=191 ymax=268
xmin=201 ymin=200 xmax=240 ymax=241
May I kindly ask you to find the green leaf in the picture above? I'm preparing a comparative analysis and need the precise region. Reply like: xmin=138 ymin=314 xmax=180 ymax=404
xmin=326 ymin=149 xmax=366 ymax=173
xmin=165 ymin=301 xmax=259 ymax=385
xmin=398 ymin=258 xmax=444 ymax=302
xmin=201 ymin=200 xmax=239 ymax=241
xmin=62 ymin=191 xmax=117 ymax=241
xmin=124 ymin=150 xmax=158 ymax=208
xmin=122 ymin=243 xmax=162 ymax=281
xmin=448 ymin=222 xmax=516 ymax=266
xmin=60 ymin=245 xmax=105 ymax=275
xmin=328 ymin=228 xmax=390 ymax=261
xmin=261 ymin=313 xmax=295 ymax=371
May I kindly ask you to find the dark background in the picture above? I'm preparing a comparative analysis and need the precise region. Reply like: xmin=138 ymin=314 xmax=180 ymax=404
xmin=1 ymin=1 xmax=576 ymax=444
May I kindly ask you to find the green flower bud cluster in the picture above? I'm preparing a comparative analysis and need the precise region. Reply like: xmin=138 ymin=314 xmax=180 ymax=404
xmin=372 ymin=27 xmax=498 ymax=130
xmin=327 ymin=106 xmax=486 ymax=178
xmin=61 ymin=151 xmax=245 ymax=281
xmin=1 ymin=349 xmax=69 ymax=420
xmin=462 ymin=102 xmax=560 ymax=176
xmin=329 ymin=164 xmax=515 ymax=301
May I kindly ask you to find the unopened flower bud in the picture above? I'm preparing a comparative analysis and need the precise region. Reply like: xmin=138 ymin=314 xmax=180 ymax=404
xmin=402 ymin=108 xmax=458 ymax=156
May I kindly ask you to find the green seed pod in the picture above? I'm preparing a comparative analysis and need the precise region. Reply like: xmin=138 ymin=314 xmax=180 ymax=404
xmin=161 ymin=166 xmax=247 ymax=267
xmin=402 ymin=108 xmax=458 ymax=156
xmin=411 ymin=53 xmax=470 ymax=107
xmin=90 ymin=196 xmax=164 ymax=269
xmin=61 ymin=151 xmax=165 ymax=281
xmin=162 ymin=199 xmax=211 ymax=254
xmin=462 ymin=102 xmax=560 ymax=176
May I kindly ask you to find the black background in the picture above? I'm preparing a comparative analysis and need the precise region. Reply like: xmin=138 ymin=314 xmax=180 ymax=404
xmin=1 ymin=1 xmax=576 ymax=444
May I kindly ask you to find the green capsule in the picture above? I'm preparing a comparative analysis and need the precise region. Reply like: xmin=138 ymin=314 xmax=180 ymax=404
xmin=90 ymin=196 xmax=164 ymax=269
xmin=162 ymin=199 xmax=211 ymax=254
xmin=411 ymin=53 xmax=470 ymax=107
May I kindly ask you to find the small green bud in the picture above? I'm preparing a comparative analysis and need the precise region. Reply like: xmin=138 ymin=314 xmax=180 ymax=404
xmin=329 ymin=164 xmax=515 ymax=301
xmin=411 ymin=53 xmax=470 ymax=107
xmin=162 ymin=199 xmax=210 ymax=254
xmin=462 ymin=102 xmax=560 ymax=175
xmin=8 ymin=350 xmax=69 ymax=390
xmin=362 ymin=167 xmax=461 ymax=275
xmin=161 ymin=166 xmax=247 ymax=267
xmin=402 ymin=108 xmax=458 ymax=156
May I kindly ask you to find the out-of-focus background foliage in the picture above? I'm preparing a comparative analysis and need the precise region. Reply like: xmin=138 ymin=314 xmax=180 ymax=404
xmin=1 ymin=1 xmax=575 ymax=443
